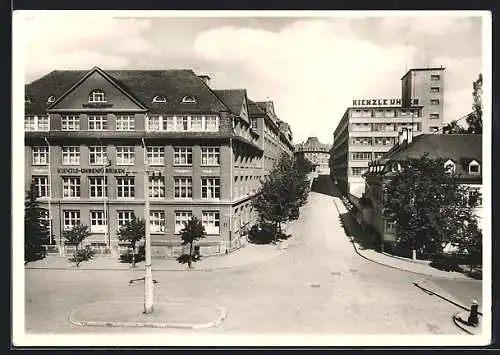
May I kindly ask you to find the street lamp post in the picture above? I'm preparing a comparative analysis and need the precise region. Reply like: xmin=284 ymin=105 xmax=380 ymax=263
xmin=142 ymin=138 xmax=154 ymax=314
xmin=43 ymin=137 xmax=54 ymax=251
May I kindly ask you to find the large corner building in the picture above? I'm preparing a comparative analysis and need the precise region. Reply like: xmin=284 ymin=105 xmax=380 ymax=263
xmin=24 ymin=67 xmax=294 ymax=258
xmin=330 ymin=67 xmax=445 ymax=199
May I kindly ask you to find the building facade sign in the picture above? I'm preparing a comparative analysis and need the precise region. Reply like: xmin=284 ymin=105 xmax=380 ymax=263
xmin=57 ymin=167 xmax=128 ymax=174
xmin=352 ymin=98 xmax=419 ymax=107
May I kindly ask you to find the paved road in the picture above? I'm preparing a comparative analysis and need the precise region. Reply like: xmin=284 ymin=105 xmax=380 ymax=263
xmin=24 ymin=177 xmax=480 ymax=337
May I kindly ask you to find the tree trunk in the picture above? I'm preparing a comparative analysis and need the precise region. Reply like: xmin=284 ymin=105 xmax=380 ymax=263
xmin=188 ymin=242 xmax=193 ymax=269
xmin=131 ymin=243 xmax=136 ymax=268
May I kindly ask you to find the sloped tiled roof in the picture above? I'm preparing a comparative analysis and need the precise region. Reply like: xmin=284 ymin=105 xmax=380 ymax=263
xmin=25 ymin=68 xmax=229 ymax=114
xmin=247 ymin=100 xmax=266 ymax=116
xmin=371 ymin=134 xmax=482 ymax=179
xmin=212 ymin=89 xmax=247 ymax=116
xmin=296 ymin=136 xmax=331 ymax=152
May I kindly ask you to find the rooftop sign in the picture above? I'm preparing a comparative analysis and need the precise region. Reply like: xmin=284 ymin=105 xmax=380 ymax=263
xmin=352 ymin=98 xmax=419 ymax=107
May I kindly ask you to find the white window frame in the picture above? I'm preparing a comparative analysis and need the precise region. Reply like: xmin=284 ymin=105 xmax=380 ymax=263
xmin=90 ymin=210 xmax=107 ymax=233
xmin=351 ymin=167 xmax=367 ymax=176
xmin=352 ymin=152 xmax=372 ymax=161
xmin=88 ymin=146 xmax=108 ymax=165
xmin=176 ymin=116 xmax=190 ymax=131
xmin=116 ymin=115 xmax=135 ymax=131
xmin=149 ymin=176 xmax=165 ymax=199
xmin=201 ymin=177 xmax=220 ymax=199
xmin=115 ymin=146 xmax=135 ymax=166
xmin=88 ymin=115 xmax=108 ymax=131
xmin=47 ymin=96 xmax=56 ymax=103
xmin=202 ymin=211 xmax=220 ymax=235
xmin=430 ymin=99 xmax=440 ymax=105
xmin=32 ymin=146 xmax=49 ymax=165
xmin=430 ymin=74 xmax=441 ymax=81
xmin=62 ymin=146 xmax=80 ymax=166
xmin=430 ymin=87 xmax=440 ymax=93
xmin=117 ymin=210 xmax=135 ymax=227
xmin=469 ymin=161 xmax=481 ymax=175
xmin=62 ymin=176 xmax=81 ymax=198
xmin=63 ymin=210 xmax=80 ymax=231
xmin=33 ymin=176 xmax=50 ymax=198
xmin=146 ymin=146 xmax=165 ymax=166
xmin=181 ymin=96 xmax=197 ymax=103
xmin=173 ymin=146 xmax=192 ymax=166
xmin=430 ymin=113 xmax=440 ymax=119
xmin=61 ymin=115 xmax=80 ymax=131
xmin=201 ymin=147 xmax=220 ymax=166
xmin=191 ymin=116 xmax=203 ymax=131
xmin=205 ymin=115 xmax=219 ymax=132
xmin=385 ymin=220 xmax=397 ymax=234
xmin=174 ymin=177 xmax=192 ymax=199
xmin=116 ymin=177 xmax=135 ymax=198
xmin=444 ymin=160 xmax=456 ymax=174
xmin=89 ymin=176 xmax=107 ymax=198
xmin=24 ymin=115 xmax=49 ymax=131
xmin=175 ymin=211 xmax=192 ymax=234
xmin=88 ymin=89 xmax=107 ymax=103
xmin=150 ymin=210 xmax=165 ymax=233
xmin=152 ymin=95 xmax=167 ymax=103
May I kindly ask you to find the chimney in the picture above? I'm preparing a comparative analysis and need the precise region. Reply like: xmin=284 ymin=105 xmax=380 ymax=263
xmin=198 ymin=75 xmax=211 ymax=87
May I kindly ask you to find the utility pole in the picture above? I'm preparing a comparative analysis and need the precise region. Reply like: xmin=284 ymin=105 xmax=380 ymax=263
xmin=142 ymin=138 xmax=154 ymax=314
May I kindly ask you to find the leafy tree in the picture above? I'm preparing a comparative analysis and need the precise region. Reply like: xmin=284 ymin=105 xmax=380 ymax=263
xmin=117 ymin=216 xmax=145 ymax=268
xmin=178 ymin=216 xmax=206 ymax=268
xmin=295 ymin=155 xmax=315 ymax=174
xmin=384 ymin=155 xmax=481 ymax=258
xmin=24 ymin=182 xmax=50 ymax=263
xmin=63 ymin=224 xmax=93 ymax=267
xmin=466 ymin=73 xmax=483 ymax=134
xmin=252 ymin=153 xmax=310 ymax=242
xmin=443 ymin=120 xmax=467 ymax=134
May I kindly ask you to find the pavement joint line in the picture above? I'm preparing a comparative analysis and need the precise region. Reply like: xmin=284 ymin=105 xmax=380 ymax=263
xmin=68 ymin=300 xmax=227 ymax=330
xmin=330 ymin=195 xmax=475 ymax=281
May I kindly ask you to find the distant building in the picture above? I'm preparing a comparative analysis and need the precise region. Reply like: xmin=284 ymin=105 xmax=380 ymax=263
xmin=295 ymin=137 xmax=331 ymax=174
xmin=24 ymin=66 xmax=294 ymax=258
xmin=362 ymin=131 xmax=482 ymax=251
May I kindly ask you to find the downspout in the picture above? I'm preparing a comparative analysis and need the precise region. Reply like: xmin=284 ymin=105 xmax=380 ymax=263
xmin=229 ymin=135 xmax=233 ymax=252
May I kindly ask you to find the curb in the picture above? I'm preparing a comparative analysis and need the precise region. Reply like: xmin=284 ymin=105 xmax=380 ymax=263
xmin=69 ymin=301 xmax=227 ymax=330
xmin=453 ymin=311 xmax=482 ymax=335
xmin=330 ymin=196 xmax=473 ymax=281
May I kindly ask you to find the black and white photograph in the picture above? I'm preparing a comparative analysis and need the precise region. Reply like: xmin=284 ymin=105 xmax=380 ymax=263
xmin=12 ymin=10 xmax=492 ymax=347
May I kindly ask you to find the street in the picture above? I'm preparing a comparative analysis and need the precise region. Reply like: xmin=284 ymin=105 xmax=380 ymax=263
xmin=24 ymin=176 xmax=481 ymax=336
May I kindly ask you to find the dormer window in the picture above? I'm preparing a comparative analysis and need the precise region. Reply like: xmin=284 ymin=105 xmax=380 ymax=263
xmin=181 ymin=96 xmax=197 ymax=104
xmin=152 ymin=95 xmax=167 ymax=103
xmin=25 ymin=96 xmax=32 ymax=104
xmin=47 ymin=95 xmax=56 ymax=103
xmin=88 ymin=89 xmax=107 ymax=103
xmin=444 ymin=159 xmax=456 ymax=174
xmin=469 ymin=160 xmax=480 ymax=175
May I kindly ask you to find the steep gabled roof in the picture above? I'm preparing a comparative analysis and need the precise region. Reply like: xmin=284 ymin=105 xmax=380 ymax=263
xmin=25 ymin=68 xmax=230 ymax=114
xmin=247 ymin=100 xmax=266 ymax=117
xmin=212 ymin=89 xmax=247 ymax=116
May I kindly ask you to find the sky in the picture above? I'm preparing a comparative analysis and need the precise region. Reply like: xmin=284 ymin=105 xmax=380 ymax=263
xmin=17 ymin=11 xmax=486 ymax=144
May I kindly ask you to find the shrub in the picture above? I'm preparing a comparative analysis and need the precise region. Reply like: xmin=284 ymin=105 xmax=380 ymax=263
xmin=429 ymin=253 xmax=461 ymax=272
xmin=69 ymin=247 xmax=95 ymax=267
xmin=119 ymin=245 xmax=145 ymax=264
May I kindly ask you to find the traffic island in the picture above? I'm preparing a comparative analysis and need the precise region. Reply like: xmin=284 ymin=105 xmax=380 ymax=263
xmin=453 ymin=311 xmax=482 ymax=335
xmin=69 ymin=300 xmax=227 ymax=329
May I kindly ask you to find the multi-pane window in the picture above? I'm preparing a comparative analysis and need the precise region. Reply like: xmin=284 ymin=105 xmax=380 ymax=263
xmin=205 ymin=116 xmax=219 ymax=131
xmin=89 ymin=176 xmax=107 ymax=198
xmin=88 ymin=89 xmax=107 ymax=103
xmin=430 ymin=87 xmax=440 ymax=93
xmin=88 ymin=115 xmax=108 ymax=130
xmin=175 ymin=211 xmax=192 ymax=234
xmin=146 ymin=115 xmax=175 ymax=131
xmin=430 ymin=99 xmax=440 ymax=105
xmin=176 ymin=116 xmax=189 ymax=131
xmin=352 ymin=152 xmax=372 ymax=160
xmin=372 ymin=123 xmax=395 ymax=132
xmin=373 ymin=152 xmax=386 ymax=160
xmin=191 ymin=116 xmax=203 ymax=130
xmin=117 ymin=177 xmax=135 ymax=198
xmin=62 ymin=146 xmax=80 ymax=165
xmin=146 ymin=146 xmax=165 ymax=166
xmin=88 ymin=146 xmax=108 ymax=165
xmin=174 ymin=177 xmax=192 ymax=199
xmin=61 ymin=115 xmax=80 ymax=131
xmin=33 ymin=176 xmax=49 ymax=198
xmin=62 ymin=177 xmax=81 ymax=198
xmin=201 ymin=177 xmax=220 ymax=199
xmin=115 ymin=146 xmax=135 ymax=165
xmin=90 ymin=210 xmax=107 ymax=233
xmin=250 ymin=118 xmax=257 ymax=129
xmin=351 ymin=123 xmax=371 ymax=132
xmin=117 ymin=211 xmax=134 ymax=227
xmin=162 ymin=116 xmax=175 ymax=131
xmin=351 ymin=167 xmax=368 ymax=176
xmin=63 ymin=210 xmax=80 ymax=231
xmin=430 ymin=113 xmax=440 ymax=119
xmin=147 ymin=116 xmax=161 ymax=131
xmin=32 ymin=147 xmax=49 ymax=165
xmin=25 ymin=115 xmax=49 ymax=131
xmin=173 ymin=147 xmax=192 ymax=165
xmin=116 ymin=115 xmax=135 ymax=131
xmin=202 ymin=211 xmax=220 ymax=235
xmin=351 ymin=137 xmax=372 ymax=145
xmin=150 ymin=211 xmax=165 ymax=233
xmin=430 ymin=74 xmax=440 ymax=81
xmin=385 ymin=220 xmax=397 ymax=233
xmin=374 ymin=137 xmax=395 ymax=146
xmin=149 ymin=176 xmax=165 ymax=199
xmin=201 ymin=147 xmax=220 ymax=166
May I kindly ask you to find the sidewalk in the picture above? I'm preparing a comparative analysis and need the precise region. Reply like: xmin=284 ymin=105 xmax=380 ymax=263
xmin=331 ymin=195 xmax=475 ymax=280
xmin=25 ymin=242 xmax=287 ymax=271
